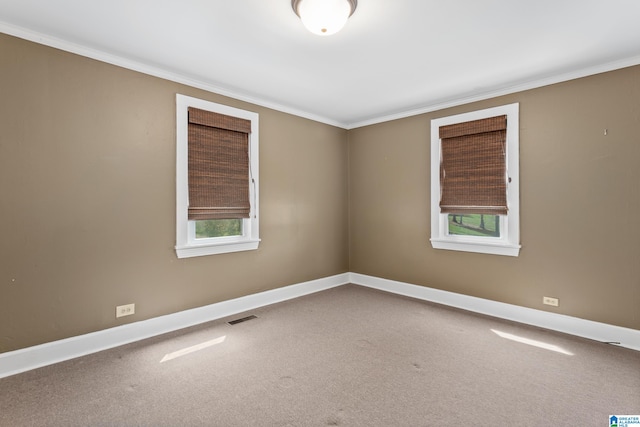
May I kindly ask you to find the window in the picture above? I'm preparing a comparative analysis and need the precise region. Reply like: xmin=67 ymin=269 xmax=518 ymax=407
xmin=430 ymin=103 xmax=520 ymax=256
xmin=175 ymin=94 xmax=259 ymax=258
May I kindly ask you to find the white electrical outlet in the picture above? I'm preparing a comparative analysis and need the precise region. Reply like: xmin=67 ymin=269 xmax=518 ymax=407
xmin=116 ymin=303 xmax=135 ymax=318
xmin=543 ymin=296 xmax=559 ymax=307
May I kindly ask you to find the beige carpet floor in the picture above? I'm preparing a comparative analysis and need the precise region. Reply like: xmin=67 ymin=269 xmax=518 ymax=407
xmin=1 ymin=284 xmax=639 ymax=426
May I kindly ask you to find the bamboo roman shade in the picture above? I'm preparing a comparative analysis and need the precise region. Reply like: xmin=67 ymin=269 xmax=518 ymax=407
xmin=439 ymin=115 xmax=508 ymax=215
xmin=187 ymin=107 xmax=251 ymax=221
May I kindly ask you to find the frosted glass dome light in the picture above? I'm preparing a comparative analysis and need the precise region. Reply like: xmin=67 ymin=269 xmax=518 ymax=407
xmin=292 ymin=0 xmax=357 ymax=36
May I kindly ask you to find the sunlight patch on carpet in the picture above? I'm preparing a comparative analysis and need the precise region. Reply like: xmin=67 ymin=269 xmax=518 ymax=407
xmin=491 ymin=330 xmax=574 ymax=355
xmin=160 ymin=336 xmax=227 ymax=363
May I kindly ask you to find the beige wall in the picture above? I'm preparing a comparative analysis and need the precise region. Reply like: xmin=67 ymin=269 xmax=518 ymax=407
xmin=2 ymin=32 xmax=639 ymax=355
xmin=349 ymin=65 xmax=640 ymax=330
xmin=0 ymin=34 xmax=349 ymax=353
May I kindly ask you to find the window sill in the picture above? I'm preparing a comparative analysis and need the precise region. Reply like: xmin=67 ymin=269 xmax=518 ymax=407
xmin=176 ymin=239 xmax=260 ymax=259
xmin=430 ymin=239 xmax=520 ymax=257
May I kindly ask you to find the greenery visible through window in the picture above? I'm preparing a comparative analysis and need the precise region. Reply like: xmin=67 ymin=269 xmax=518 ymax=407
xmin=195 ymin=219 xmax=242 ymax=238
xmin=448 ymin=214 xmax=500 ymax=237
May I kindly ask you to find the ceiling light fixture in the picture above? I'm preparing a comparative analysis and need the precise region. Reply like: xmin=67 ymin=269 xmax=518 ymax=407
xmin=292 ymin=0 xmax=357 ymax=36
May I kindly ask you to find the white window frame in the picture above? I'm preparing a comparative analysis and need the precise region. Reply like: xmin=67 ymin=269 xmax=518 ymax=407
xmin=175 ymin=94 xmax=259 ymax=258
xmin=430 ymin=103 xmax=520 ymax=257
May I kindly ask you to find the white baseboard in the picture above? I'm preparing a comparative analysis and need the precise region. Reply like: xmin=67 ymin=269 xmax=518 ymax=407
xmin=2 ymin=271 xmax=638 ymax=379
xmin=0 ymin=273 xmax=350 ymax=379
xmin=349 ymin=273 xmax=640 ymax=352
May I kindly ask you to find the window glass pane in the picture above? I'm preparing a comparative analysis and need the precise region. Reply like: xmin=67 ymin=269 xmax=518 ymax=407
xmin=448 ymin=214 xmax=500 ymax=237
xmin=195 ymin=219 xmax=242 ymax=238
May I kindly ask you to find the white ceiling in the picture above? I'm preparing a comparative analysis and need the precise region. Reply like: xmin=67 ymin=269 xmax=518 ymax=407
xmin=1 ymin=0 xmax=640 ymax=128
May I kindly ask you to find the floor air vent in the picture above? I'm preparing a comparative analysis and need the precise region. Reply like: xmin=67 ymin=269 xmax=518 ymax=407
xmin=227 ymin=315 xmax=258 ymax=325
